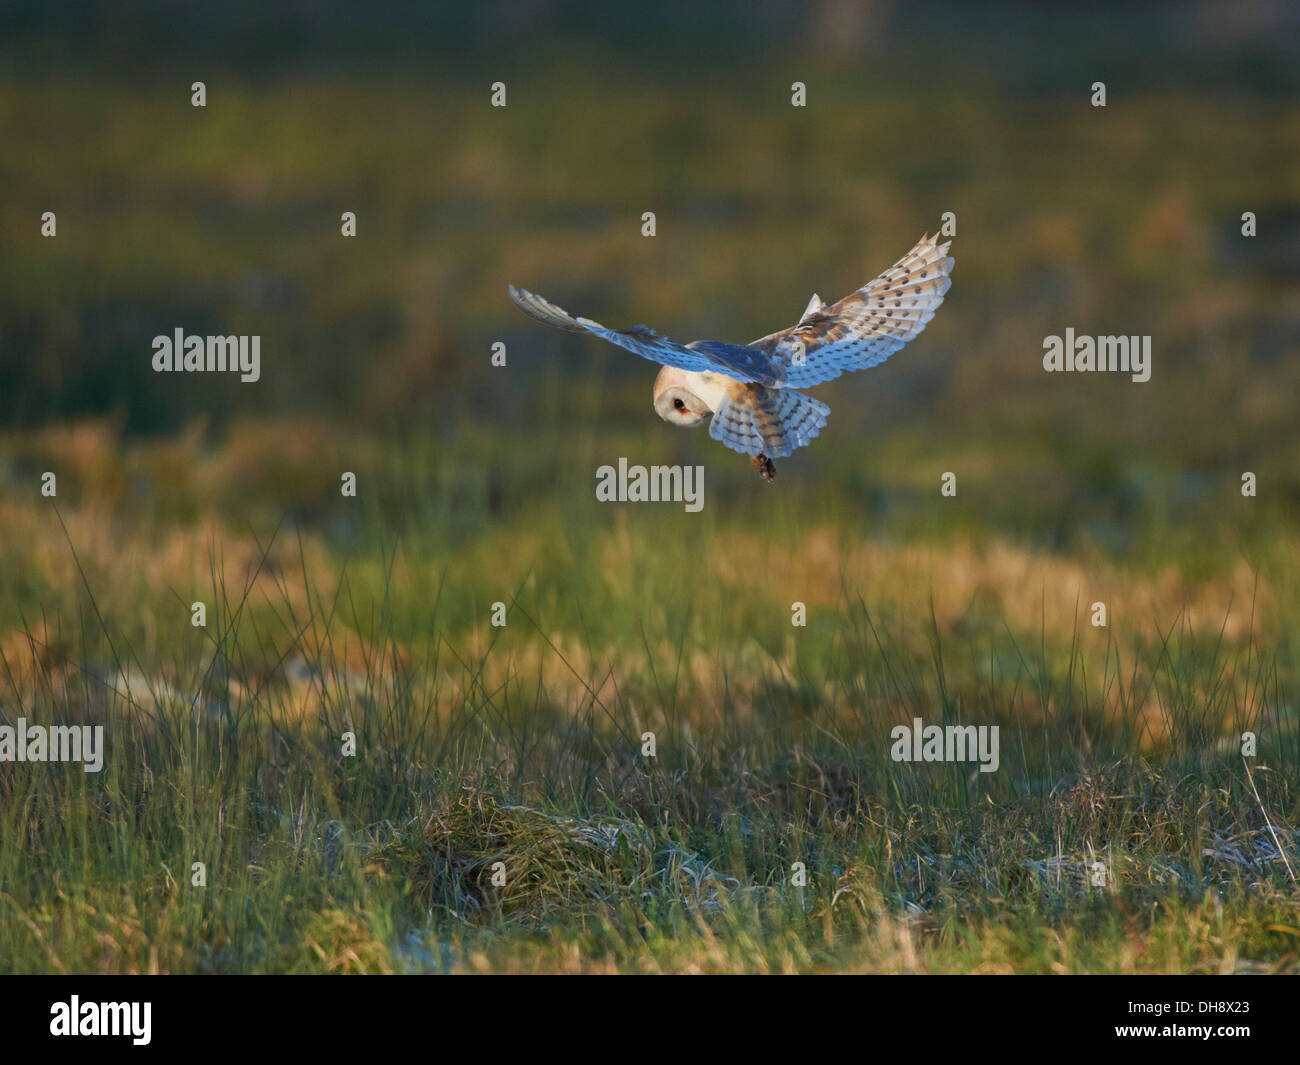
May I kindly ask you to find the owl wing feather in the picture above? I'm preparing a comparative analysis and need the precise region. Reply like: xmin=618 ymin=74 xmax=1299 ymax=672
xmin=749 ymin=233 xmax=954 ymax=388
xmin=508 ymin=285 xmax=776 ymax=384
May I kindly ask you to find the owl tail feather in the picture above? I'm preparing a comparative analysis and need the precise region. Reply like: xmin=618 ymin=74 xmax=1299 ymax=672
xmin=709 ymin=388 xmax=830 ymax=460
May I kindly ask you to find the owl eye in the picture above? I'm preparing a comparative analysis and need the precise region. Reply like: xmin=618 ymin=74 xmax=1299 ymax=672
xmin=674 ymin=398 xmax=686 ymax=411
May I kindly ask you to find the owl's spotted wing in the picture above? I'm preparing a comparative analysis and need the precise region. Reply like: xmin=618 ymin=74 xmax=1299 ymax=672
xmin=749 ymin=234 xmax=954 ymax=389
xmin=508 ymin=285 xmax=775 ymax=385
xmin=510 ymin=231 xmax=952 ymax=391
xmin=709 ymin=383 xmax=830 ymax=459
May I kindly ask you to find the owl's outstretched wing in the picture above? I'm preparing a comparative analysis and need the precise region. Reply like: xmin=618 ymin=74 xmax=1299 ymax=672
xmin=749 ymin=233 xmax=954 ymax=389
xmin=709 ymin=384 xmax=830 ymax=459
xmin=508 ymin=285 xmax=779 ymax=385
xmin=510 ymin=230 xmax=952 ymax=392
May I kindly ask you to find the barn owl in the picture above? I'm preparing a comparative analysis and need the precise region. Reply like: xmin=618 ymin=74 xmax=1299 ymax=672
xmin=508 ymin=230 xmax=953 ymax=480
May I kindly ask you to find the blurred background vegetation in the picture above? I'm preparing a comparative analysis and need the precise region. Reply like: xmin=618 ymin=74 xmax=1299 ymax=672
xmin=0 ymin=0 xmax=1294 ymax=657
xmin=0 ymin=0 xmax=1297 ymax=973
xmin=3 ymin=2 xmax=1297 ymax=432
xmin=2 ymin=0 xmax=1297 ymax=635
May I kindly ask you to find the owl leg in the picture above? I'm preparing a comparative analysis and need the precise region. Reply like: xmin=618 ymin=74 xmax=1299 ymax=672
xmin=751 ymin=453 xmax=776 ymax=482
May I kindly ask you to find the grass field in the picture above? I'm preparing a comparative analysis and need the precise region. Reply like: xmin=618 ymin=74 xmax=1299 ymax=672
xmin=1 ymin=5 xmax=1298 ymax=973
xmin=0 ymin=412 xmax=1296 ymax=973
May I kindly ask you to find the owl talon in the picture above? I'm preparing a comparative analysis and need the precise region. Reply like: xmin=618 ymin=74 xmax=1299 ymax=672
xmin=752 ymin=454 xmax=776 ymax=482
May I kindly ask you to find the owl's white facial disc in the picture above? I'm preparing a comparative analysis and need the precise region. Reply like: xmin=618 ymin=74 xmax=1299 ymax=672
xmin=654 ymin=385 xmax=710 ymax=427
xmin=652 ymin=366 xmax=714 ymax=427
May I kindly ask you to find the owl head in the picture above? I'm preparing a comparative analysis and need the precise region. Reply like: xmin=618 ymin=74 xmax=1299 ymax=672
xmin=653 ymin=366 xmax=711 ymax=427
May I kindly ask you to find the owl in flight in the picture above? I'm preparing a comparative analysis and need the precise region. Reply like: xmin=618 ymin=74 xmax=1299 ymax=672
xmin=508 ymin=230 xmax=953 ymax=481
